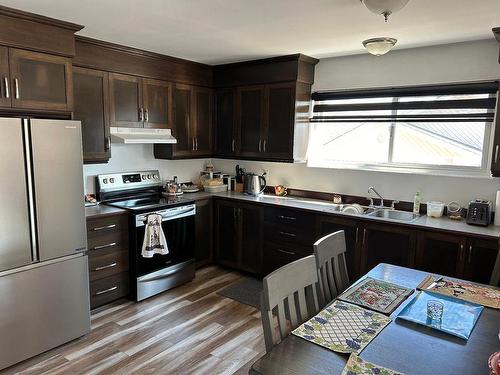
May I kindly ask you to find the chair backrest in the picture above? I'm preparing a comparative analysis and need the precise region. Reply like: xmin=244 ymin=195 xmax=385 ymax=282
xmin=314 ymin=230 xmax=350 ymax=308
xmin=260 ymin=255 xmax=319 ymax=352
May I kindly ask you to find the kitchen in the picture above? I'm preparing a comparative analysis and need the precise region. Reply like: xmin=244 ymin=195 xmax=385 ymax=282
xmin=1 ymin=1 xmax=500 ymax=374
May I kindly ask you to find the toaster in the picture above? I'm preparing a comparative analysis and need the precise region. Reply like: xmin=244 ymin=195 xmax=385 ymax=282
xmin=466 ymin=199 xmax=492 ymax=226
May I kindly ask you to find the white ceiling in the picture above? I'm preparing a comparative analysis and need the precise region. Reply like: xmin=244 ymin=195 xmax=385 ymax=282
xmin=2 ymin=0 xmax=500 ymax=64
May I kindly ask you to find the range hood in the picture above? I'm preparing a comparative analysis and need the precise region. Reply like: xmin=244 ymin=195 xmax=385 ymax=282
xmin=110 ymin=127 xmax=177 ymax=144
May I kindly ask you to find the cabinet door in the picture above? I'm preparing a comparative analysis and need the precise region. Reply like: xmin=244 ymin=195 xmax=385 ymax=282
xmin=109 ymin=73 xmax=143 ymax=128
xmin=317 ymin=216 xmax=361 ymax=280
xmin=215 ymin=200 xmax=239 ymax=268
xmin=192 ymin=87 xmax=213 ymax=156
xmin=263 ymin=82 xmax=295 ymax=159
xmin=463 ymin=238 xmax=498 ymax=284
xmin=195 ymin=199 xmax=213 ymax=268
xmin=215 ymin=89 xmax=236 ymax=156
xmin=73 ymin=67 xmax=110 ymax=164
xmin=142 ymin=78 xmax=172 ymax=129
xmin=0 ymin=46 xmax=10 ymax=108
xmin=171 ymin=83 xmax=193 ymax=155
xmin=416 ymin=232 xmax=466 ymax=278
xmin=238 ymin=85 xmax=265 ymax=157
xmin=239 ymin=204 xmax=262 ymax=275
xmin=361 ymin=223 xmax=416 ymax=274
xmin=9 ymin=48 xmax=73 ymax=111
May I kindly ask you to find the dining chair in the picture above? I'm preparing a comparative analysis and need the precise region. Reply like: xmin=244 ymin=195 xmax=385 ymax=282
xmin=261 ymin=255 xmax=320 ymax=352
xmin=314 ymin=230 xmax=350 ymax=308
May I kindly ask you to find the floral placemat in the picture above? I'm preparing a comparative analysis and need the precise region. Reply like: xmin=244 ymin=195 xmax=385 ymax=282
xmin=341 ymin=354 xmax=405 ymax=375
xmin=417 ymin=275 xmax=500 ymax=310
xmin=338 ymin=277 xmax=414 ymax=314
xmin=292 ymin=301 xmax=391 ymax=354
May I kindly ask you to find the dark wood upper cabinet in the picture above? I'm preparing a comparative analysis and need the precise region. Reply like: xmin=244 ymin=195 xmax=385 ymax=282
xmin=214 ymin=89 xmax=237 ymax=156
xmin=192 ymin=87 xmax=213 ymax=156
xmin=142 ymin=78 xmax=172 ymax=129
xmin=0 ymin=46 xmax=10 ymax=108
xmin=238 ymin=85 xmax=265 ymax=157
xmin=9 ymin=48 xmax=73 ymax=111
xmin=108 ymin=73 xmax=143 ymax=128
xmin=73 ymin=67 xmax=110 ymax=164
xmin=263 ymin=82 xmax=295 ymax=158
xmin=416 ymin=231 xmax=466 ymax=278
xmin=171 ymin=83 xmax=193 ymax=155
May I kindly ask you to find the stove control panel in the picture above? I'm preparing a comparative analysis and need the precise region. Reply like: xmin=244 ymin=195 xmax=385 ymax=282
xmin=97 ymin=170 xmax=162 ymax=193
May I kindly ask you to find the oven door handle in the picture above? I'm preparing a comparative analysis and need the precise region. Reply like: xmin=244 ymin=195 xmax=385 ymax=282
xmin=138 ymin=206 xmax=196 ymax=226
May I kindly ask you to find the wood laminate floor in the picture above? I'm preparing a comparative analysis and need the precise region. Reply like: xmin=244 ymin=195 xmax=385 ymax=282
xmin=2 ymin=266 xmax=265 ymax=375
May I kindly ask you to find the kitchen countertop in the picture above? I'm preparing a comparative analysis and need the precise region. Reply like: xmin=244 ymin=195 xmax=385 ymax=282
xmin=87 ymin=190 xmax=500 ymax=239
xmin=85 ymin=204 xmax=128 ymax=219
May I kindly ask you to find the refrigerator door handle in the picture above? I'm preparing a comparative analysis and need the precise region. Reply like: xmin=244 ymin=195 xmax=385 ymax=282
xmin=23 ymin=119 xmax=38 ymax=262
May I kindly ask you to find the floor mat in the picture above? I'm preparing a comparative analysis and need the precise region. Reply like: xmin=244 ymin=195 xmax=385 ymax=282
xmin=217 ymin=277 xmax=263 ymax=309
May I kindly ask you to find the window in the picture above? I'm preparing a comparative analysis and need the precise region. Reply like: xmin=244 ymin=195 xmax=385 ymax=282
xmin=308 ymin=83 xmax=498 ymax=176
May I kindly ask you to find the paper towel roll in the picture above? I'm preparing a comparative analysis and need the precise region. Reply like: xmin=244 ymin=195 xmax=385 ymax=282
xmin=494 ymin=191 xmax=500 ymax=226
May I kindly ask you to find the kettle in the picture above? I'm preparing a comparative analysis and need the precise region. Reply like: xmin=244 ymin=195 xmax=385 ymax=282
xmin=243 ymin=173 xmax=266 ymax=196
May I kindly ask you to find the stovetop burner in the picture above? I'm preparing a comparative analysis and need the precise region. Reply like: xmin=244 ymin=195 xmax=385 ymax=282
xmin=106 ymin=195 xmax=187 ymax=211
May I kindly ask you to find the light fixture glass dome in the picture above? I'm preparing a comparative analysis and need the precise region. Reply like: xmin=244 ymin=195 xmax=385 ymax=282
xmin=360 ymin=0 xmax=410 ymax=21
xmin=362 ymin=37 xmax=397 ymax=56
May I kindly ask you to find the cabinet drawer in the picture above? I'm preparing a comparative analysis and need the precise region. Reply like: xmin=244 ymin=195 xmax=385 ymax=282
xmin=263 ymin=241 xmax=312 ymax=275
xmin=264 ymin=223 xmax=315 ymax=247
xmin=90 ymin=272 xmax=129 ymax=309
xmin=87 ymin=215 xmax=127 ymax=236
xmin=264 ymin=207 xmax=315 ymax=228
xmin=89 ymin=248 xmax=129 ymax=281
xmin=87 ymin=215 xmax=128 ymax=251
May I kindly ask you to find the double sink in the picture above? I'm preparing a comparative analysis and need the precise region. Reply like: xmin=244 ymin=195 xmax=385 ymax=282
xmin=257 ymin=195 xmax=419 ymax=223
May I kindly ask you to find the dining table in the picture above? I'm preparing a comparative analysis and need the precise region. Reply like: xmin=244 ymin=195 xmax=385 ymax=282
xmin=250 ymin=263 xmax=500 ymax=375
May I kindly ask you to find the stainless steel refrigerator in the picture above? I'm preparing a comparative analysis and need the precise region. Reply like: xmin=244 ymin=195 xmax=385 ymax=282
xmin=0 ymin=118 xmax=90 ymax=370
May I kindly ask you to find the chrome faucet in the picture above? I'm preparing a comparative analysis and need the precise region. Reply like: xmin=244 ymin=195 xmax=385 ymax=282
xmin=368 ymin=186 xmax=384 ymax=208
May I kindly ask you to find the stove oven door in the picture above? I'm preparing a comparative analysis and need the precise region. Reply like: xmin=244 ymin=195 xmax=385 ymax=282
xmin=135 ymin=207 xmax=195 ymax=278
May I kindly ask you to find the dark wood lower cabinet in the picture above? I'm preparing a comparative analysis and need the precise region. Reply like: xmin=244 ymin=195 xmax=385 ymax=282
xmin=195 ymin=198 xmax=213 ymax=268
xmin=416 ymin=231 xmax=466 ymax=278
xmin=215 ymin=199 xmax=262 ymax=275
xmin=317 ymin=216 xmax=361 ymax=281
xmin=463 ymin=238 xmax=498 ymax=284
xmin=361 ymin=223 xmax=416 ymax=274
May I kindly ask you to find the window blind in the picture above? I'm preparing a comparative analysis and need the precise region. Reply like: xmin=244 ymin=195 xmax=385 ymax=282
xmin=310 ymin=82 xmax=499 ymax=123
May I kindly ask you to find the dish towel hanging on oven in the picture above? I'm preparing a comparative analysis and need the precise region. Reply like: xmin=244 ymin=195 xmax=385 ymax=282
xmin=141 ymin=213 xmax=169 ymax=258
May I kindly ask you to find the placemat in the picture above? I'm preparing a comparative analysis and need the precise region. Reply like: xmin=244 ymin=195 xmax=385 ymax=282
xmin=292 ymin=300 xmax=391 ymax=354
xmin=397 ymin=290 xmax=483 ymax=340
xmin=417 ymin=275 xmax=500 ymax=310
xmin=341 ymin=354 xmax=405 ymax=375
xmin=338 ymin=277 xmax=414 ymax=314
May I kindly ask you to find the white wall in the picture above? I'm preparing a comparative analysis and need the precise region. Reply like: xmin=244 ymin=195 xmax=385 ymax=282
xmin=83 ymin=144 xmax=209 ymax=193
xmin=213 ymin=40 xmax=500 ymax=206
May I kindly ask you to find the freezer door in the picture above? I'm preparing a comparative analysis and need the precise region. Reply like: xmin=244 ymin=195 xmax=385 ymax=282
xmin=0 ymin=118 xmax=33 ymax=272
xmin=0 ymin=254 xmax=90 ymax=370
xmin=30 ymin=119 xmax=87 ymax=261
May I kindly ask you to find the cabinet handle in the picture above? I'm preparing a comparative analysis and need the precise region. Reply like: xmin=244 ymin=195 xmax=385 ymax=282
xmin=355 ymin=227 xmax=359 ymax=244
xmin=3 ymin=77 xmax=9 ymax=98
xmin=362 ymin=229 xmax=366 ymax=247
xmin=279 ymin=231 xmax=296 ymax=238
xmin=139 ymin=108 xmax=144 ymax=122
xmin=95 ymin=286 xmax=118 ymax=295
xmin=91 ymin=224 xmax=116 ymax=231
xmin=195 ymin=138 xmax=199 ymax=151
xmin=278 ymin=215 xmax=296 ymax=221
xmin=459 ymin=244 xmax=464 ymax=262
xmin=105 ymin=136 xmax=111 ymax=151
xmin=495 ymin=145 xmax=499 ymax=164
xmin=258 ymin=139 xmax=262 ymax=152
xmin=263 ymin=139 xmax=266 ymax=152
xmin=192 ymin=137 xmax=195 ymax=151
xmin=94 ymin=262 xmax=117 ymax=271
xmin=232 ymin=139 xmax=235 ymax=152
xmin=92 ymin=242 xmax=117 ymax=251
xmin=14 ymin=78 xmax=19 ymax=99
xmin=145 ymin=108 xmax=149 ymax=122
xmin=468 ymin=245 xmax=473 ymax=264
xmin=277 ymin=248 xmax=296 ymax=256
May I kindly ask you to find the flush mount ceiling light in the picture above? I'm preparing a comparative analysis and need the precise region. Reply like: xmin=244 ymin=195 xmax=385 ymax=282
xmin=360 ymin=0 xmax=410 ymax=21
xmin=362 ymin=37 xmax=397 ymax=56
